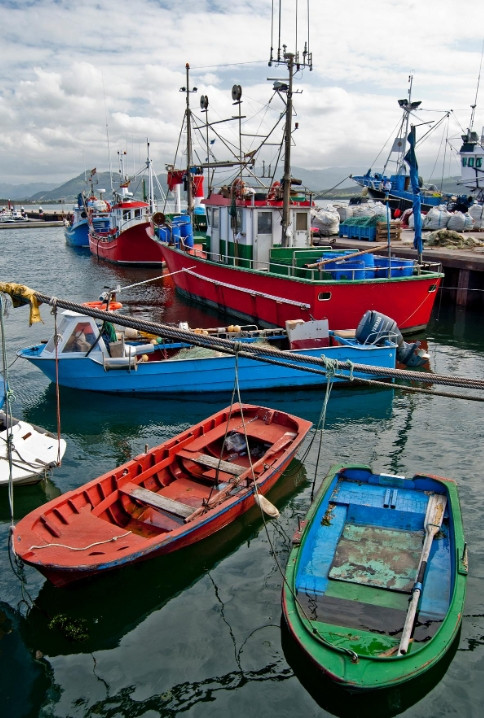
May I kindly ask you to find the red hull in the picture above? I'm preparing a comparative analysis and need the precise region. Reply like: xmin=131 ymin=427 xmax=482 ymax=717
xmin=89 ymin=222 xmax=165 ymax=266
xmin=160 ymin=246 xmax=442 ymax=332
xmin=12 ymin=403 xmax=311 ymax=586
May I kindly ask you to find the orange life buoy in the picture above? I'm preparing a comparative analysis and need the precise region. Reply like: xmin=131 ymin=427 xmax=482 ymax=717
xmin=82 ymin=301 xmax=123 ymax=311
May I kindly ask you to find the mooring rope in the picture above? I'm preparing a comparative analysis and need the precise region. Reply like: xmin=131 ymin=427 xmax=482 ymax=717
xmin=4 ymin=285 xmax=484 ymax=394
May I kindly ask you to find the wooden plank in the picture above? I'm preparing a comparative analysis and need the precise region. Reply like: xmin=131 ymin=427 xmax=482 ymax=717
xmin=119 ymin=482 xmax=193 ymax=518
xmin=178 ymin=451 xmax=246 ymax=476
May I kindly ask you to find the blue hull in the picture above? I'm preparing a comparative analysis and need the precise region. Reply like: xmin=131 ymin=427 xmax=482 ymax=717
xmin=282 ymin=464 xmax=468 ymax=690
xmin=18 ymin=343 xmax=396 ymax=394
xmin=65 ymin=220 xmax=89 ymax=247
xmin=351 ymin=173 xmax=444 ymax=211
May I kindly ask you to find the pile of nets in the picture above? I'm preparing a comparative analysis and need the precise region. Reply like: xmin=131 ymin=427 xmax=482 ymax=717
xmin=425 ymin=230 xmax=484 ymax=249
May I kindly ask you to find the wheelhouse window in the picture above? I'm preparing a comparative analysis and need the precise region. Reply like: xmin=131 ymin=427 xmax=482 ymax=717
xmin=296 ymin=212 xmax=308 ymax=230
xmin=257 ymin=212 xmax=272 ymax=234
xmin=477 ymin=158 xmax=482 ymax=168
xmin=123 ymin=210 xmax=131 ymax=221
xmin=211 ymin=208 xmax=219 ymax=229
xmin=62 ymin=322 xmax=97 ymax=353
xmin=231 ymin=207 xmax=244 ymax=233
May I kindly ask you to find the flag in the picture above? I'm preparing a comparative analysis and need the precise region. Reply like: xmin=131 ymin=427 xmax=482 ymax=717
xmin=404 ymin=126 xmax=423 ymax=257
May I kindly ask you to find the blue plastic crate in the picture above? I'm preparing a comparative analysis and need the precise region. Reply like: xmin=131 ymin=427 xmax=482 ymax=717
xmin=339 ymin=223 xmax=377 ymax=241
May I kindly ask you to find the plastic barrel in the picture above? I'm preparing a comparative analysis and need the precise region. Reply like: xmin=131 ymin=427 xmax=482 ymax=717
xmin=325 ymin=259 xmax=366 ymax=280
xmin=156 ymin=226 xmax=169 ymax=243
xmin=171 ymin=224 xmax=182 ymax=247
xmin=172 ymin=215 xmax=194 ymax=248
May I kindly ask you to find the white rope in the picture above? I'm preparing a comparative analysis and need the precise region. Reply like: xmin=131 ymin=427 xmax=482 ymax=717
xmin=28 ymin=532 xmax=132 ymax=552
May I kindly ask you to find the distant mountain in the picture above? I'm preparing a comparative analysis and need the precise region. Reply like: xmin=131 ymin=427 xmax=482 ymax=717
xmin=0 ymin=181 xmax=58 ymax=201
xmin=0 ymin=168 xmax=465 ymax=203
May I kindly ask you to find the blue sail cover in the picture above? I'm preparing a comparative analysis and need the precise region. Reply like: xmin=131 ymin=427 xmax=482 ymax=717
xmin=404 ymin=126 xmax=423 ymax=255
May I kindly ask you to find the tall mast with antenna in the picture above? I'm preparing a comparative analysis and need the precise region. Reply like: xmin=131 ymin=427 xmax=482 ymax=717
xmin=268 ymin=1 xmax=312 ymax=246
xmin=181 ymin=63 xmax=198 ymax=217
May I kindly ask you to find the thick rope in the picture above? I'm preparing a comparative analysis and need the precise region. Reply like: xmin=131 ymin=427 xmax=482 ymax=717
xmin=4 ymin=286 xmax=484 ymax=393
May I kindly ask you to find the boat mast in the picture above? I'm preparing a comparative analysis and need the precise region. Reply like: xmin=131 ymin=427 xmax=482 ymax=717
xmin=269 ymin=1 xmax=312 ymax=246
xmin=146 ymin=140 xmax=155 ymax=214
xmin=183 ymin=63 xmax=197 ymax=218
xmin=282 ymin=52 xmax=295 ymax=244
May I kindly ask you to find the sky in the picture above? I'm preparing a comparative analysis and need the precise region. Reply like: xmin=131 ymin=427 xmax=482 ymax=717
xmin=1 ymin=0 xmax=483 ymax=189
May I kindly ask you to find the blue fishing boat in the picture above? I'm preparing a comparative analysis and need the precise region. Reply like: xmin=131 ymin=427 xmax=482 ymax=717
xmin=16 ymin=308 xmax=427 ymax=395
xmin=64 ymin=192 xmax=90 ymax=247
xmin=350 ymin=76 xmax=452 ymax=213
xmin=282 ymin=464 xmax=468 ymax=691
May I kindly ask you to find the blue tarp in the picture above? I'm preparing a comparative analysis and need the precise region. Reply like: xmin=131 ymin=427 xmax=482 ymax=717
xmin=404 ymin=126 xmax=423 ymax=257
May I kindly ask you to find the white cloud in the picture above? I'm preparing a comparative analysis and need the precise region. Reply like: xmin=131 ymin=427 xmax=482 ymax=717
xmin=0 ymin=0 xmax=482 ymax=184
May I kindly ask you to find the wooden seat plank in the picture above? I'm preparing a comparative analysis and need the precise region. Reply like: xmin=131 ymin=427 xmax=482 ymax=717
xmin=119 ymin=482 xmax=193 ymax=518
xmin=178 ymin=450 xmax=246 ymax=476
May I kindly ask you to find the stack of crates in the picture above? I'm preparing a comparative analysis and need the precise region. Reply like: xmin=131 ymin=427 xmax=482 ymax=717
xmin=339 ymin=215 xmax=387 ymax=242
xmin=376 ymin=220 xmax=401 ymax=241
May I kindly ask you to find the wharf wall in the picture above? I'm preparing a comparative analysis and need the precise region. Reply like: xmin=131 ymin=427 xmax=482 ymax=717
xmin=332 ymin=231 xmax=484 ymax=311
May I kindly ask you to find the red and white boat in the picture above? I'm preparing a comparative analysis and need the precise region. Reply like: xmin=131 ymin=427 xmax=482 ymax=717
xmin=88 ymin=148 xmax=165 ymax=266
xmin=156 ymin=57 xmax=443 ymax=333
xmin=12 ymin=403 xmax=311 ymax=586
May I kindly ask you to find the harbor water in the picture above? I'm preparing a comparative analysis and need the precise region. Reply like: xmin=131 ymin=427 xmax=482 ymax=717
xmin=0 ymin=225 xmax=483 ymax=717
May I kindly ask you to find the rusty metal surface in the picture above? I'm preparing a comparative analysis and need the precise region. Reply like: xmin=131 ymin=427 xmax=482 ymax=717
xmin=329 ymin=523 xmax=423 ymax=592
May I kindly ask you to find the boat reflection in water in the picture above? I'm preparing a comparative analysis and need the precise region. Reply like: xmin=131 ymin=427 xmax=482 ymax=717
xmin=25 ymin=457 xmax=309 ymax=656
xmin=281 ymin=620 xmax=461 ymax=718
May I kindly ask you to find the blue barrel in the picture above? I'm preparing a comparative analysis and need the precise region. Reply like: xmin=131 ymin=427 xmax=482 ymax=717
xmin=391 ymin=258 xmax=415 ymax=277
xmin=359 ymin=252 xmax=375 ymax=278
xmin=171 ymin=224 xmax=182 ymax=247
xmin=374 ymin=257 xmax=391 ymax=278
xmin=325 ymin=259 xmax=366 ymax=280
xmin=172 ymin=214 xmax=194 ymax=247
xmin=156 ymin=226 xmax=169 ymax=243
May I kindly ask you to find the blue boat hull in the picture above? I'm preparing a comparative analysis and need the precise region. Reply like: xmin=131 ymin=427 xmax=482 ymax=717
xmin=65 ymin=220 xmax=89 ymax=247
xmin=18 ymin=343 xmax=396 ymax=394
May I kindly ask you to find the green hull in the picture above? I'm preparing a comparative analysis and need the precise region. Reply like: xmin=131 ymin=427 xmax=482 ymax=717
xmin=282 ymin=464 xmax=468 ymax=691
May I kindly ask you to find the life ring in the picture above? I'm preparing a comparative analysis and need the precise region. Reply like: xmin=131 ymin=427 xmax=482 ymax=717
xmin=82 ymin=300 xmax=123 ymax=311
xmin=267 ymin=181 xmax=281 ymax=200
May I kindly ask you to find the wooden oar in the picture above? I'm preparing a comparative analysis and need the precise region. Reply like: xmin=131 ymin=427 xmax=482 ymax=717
xmin=305 ymin=244 xmax=387 ymax=269
xmin=397 ymin=493 xmax=447 ymax=656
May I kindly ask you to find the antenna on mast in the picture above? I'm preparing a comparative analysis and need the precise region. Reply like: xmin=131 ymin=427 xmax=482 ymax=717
xmin=268 ymin=0 xmax=312 ymax=246
xmin=468 ymin=40 xmax=484 ymax=132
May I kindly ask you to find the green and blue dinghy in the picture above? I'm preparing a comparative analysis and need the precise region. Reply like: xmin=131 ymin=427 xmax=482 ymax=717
xmin=282 ymin=464 xmax=468 ymax=691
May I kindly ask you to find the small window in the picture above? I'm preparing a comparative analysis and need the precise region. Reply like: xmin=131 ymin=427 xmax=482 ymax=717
xmin=257 ymin=212 xmax=272 ymax=234
xmin=211 ymin=208 xmax=219 ymax=229
xmin=123 ymin=210 xmax=130 ymax=221
xmin=462 ymin=158 xmax=467 ymax=167
xmin=476 ymin=158 xmax=482 ymax=168
xmin=295 ymin=212 xmax=308 ymax=230
xmin=63 ymin=322 xmax=97 ymax=353
xmin=468 ymin=158 xmax=475 ymax=168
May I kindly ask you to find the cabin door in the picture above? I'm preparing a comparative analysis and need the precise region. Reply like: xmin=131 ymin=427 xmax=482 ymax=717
xmin=210 ymin=208 xmax=221 ymax=260
xmin=293 ymin=210 xmax=310 ymax=247
xmin=253 ymin=210 xmax=273 ymax=269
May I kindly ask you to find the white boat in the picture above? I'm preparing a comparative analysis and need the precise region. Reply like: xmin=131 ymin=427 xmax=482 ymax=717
xmin=0 ymin=376 xmax=66 ymax=486
xmin=0 ymin=411 xmax=67 ymax=486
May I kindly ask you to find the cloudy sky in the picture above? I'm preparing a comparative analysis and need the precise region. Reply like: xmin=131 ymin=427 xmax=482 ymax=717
xmin=1 ymin=0 xmax=483 ymax=188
